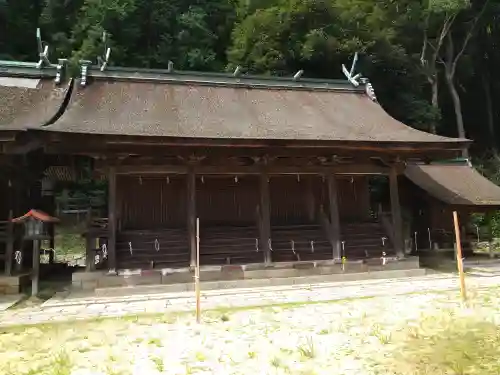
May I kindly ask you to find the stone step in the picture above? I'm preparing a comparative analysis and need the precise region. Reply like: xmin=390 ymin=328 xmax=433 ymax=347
xmin=92 ymin=268 xmax=427 ymax=297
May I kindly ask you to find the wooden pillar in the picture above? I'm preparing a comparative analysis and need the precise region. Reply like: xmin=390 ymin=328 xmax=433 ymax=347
xmin=389 ymin=167 xmax=405 ymax=257
xmin=107 ymin=166 xmax=117 ymax=271
xmin=187 ymin=169 xmax=197 ymax=268
xmin=259 ymin=171 xmax=271 ymax=264
xmin=85 ymin=234 xmax=95 ymax=272
xmin=31 ymin=239 xmax=40 ymax=296
xmin=327 ymin=174 xmax=341 ymax=259
xmin=4 ymin=209 xmax=14 ymax=275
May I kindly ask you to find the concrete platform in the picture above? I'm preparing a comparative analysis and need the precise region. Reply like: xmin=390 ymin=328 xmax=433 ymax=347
xmin=71 ymin=256 xmax=421 ymax=292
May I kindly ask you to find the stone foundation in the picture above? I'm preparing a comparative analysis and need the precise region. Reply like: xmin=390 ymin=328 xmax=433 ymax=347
xmin=0 ymin=273 xmax=31 ymax=295
xmin=72 ymin=256 xmax=421 ymax=291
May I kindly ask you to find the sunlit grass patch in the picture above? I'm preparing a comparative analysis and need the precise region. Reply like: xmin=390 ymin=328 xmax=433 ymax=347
xmin=389 ymin=310 xmax=500 ymax=375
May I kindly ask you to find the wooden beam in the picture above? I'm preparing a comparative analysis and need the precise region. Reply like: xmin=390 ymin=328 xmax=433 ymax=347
xmin=115 ymin=165 xmax=188 ymax=175
xmin=389 ymin=167 xmax=405 ymax=257
xmin=259 ymin=170 xmax=272 ymax=264
xmin=107 ymin=166 xmax=117 ymax=270
xmin=327 ymin=174 xmax=341 ymax=259
xmin=110 ymin=164 xmax=391 ymax=175
xmin=187 ymin=168 xmax=197 ymax=268
xmin=40 ymin=132 xmax=465 ymax=155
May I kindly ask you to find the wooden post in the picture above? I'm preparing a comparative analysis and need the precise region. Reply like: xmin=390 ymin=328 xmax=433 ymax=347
xmin=259 ymin=170 xmax=272 ymax=264
xmin=327 ymin=174 xmax=341 ymax=259
xmin=453 ymin=211 xmax=467 ymax=302
xmin=187 ymin=169 xmax=197 ymax=268
xmin=85 ymin=233 xmax=95 ymax=272
xmin=32 ymin=239 xmax=40 ymax=297
xmin=486 ymin=212 xmax=494 ymax=259
xmin=195 ymin=217 xmax=201 ymax=323
xmin=389 ymin=167 xmax=405 ymax=257
xmin=4 ymin=209 xmax=14 ymax=275
xmin=107 ymin=166 xmax=117 ymax=271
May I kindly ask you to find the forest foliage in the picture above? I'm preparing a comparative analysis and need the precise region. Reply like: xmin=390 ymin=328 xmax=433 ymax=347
xmin=1 ymin=0 xmax=499 ymax=154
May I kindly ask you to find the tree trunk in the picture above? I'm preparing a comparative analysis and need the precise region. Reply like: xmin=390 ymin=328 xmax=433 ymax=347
xmin=429 ymin=77 xmax=439 ymax=134
xmin=482 ymin=72 xmax=496 ymax=150
xmin=445 ymin=72 xmax=468 ymax=157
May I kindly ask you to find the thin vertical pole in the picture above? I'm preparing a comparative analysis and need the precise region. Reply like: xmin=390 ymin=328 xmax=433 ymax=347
xmin=452 ymin=211 xmax=467 ymax=302
xmin=195 ymin=217 xmax=201 ymax=323
xmin=32 ymin=239 xmax=40 ymax=297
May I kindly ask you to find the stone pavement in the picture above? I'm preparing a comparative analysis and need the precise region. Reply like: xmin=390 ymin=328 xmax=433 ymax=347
xmin=1 ymin=273 xmax=500 ymax=327
xmin=0 ymin=295 xmax=23 ymax=312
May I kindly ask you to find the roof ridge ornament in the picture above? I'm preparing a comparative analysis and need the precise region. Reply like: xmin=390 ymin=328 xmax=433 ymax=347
xmin=79 ymin=60 xmax=92 ymax=87
xmin=342 ymin=52 xmax=362 ymax=87
xmin=97 ymin=31 xmax=111 ymax=72
xmin=167 ymin=60 xmax=174 ymax=73
xmin=54 ymin=58 xmax=67 ymax=85
xmin=36 ymin=28 xmax=51 ymax=69
xmin=360 ymin=77 xmax=377 ymax=102
xmin=293 ymin=70 xmax=304 ymax=81
xmin=342 ymin=53 xmax=377 ymax=101
xmin=233 ymin=66 xmax=242 ymax=77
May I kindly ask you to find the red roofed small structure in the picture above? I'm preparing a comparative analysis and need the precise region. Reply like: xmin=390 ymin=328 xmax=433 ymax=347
xmin=12 ymin=209 xmax=59 ymax=223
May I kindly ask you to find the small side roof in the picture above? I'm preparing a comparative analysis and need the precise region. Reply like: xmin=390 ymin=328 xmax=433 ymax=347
xmin=0 ymin=60 xmax=71 ymax=131
xmin=405 ymin=162 xmax=500 ymax=206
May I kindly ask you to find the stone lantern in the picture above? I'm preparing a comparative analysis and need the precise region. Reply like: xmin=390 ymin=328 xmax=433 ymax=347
xmin=12 ymin=210 xmax=59 ymax=296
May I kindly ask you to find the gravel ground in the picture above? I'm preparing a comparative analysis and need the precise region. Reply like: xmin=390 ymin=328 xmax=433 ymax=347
xmin=2 ymin=286 xmax=500 ymax=375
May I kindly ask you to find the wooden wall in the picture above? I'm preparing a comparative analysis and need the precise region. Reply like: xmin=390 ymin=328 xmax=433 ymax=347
xmin=117 ymin=175 xmax=187 ymax=229
xmin=196 ymin=176 xmax=259 ymax=225
xmin=269 ymin=176 xmax=323 ymax=224
xmin=117 ymin=174 xmax=373 ymax=230
xmin=337 ymin=176 xmax=370 ymax=221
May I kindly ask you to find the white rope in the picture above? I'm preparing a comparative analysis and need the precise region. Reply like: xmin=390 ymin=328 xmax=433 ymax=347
xmin=268 ymin=239 xmax=273 ymax=252
xmin=255 ymin=238 xmax=259 ymax=252
xmin=310 ymin=241 xmax=314 ymax=253
xmin=381 ymin=237 xmax=387 ymax=247
xmin=94 ymin=254 xmax=100 ymax=265
xmin=101 ymin=243 xmax=108 ymax=259
xmin=291 ymin=240 xmax=296 ymax=254
xmin=414 ymin=231 xmax=418 ymax=251
xmin=154 ymin=238 xmax=160 ymax=252
xmin=14 ymin=251 xmax=22 ymax=264
xmin=381 ymin=251 xmax=387 ymax=265
xmin=129 ymin=242 xmax=133 ymax=255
